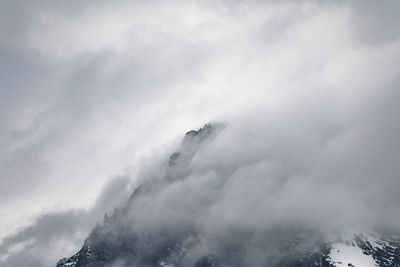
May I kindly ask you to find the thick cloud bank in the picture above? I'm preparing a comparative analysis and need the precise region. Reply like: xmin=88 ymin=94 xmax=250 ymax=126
xmin=60 ymin=119 xmax=400 ymax=266
xmin=0 ymin=0 xmax=400 ymax=266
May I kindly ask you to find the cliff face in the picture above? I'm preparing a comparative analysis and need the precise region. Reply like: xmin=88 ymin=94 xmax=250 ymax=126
xmin=56 ymin=124 xmax=400 ymax=267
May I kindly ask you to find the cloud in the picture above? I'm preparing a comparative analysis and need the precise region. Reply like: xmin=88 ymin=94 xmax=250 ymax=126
xmin=0 ymin=177 xmax=131 ymax=267
xmin=0 ymin=0 xmax=399 ymax=266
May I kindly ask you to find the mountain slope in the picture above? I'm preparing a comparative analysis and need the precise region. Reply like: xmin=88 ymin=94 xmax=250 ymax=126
xmin=56 ymin=124 xmax=400 ymax=267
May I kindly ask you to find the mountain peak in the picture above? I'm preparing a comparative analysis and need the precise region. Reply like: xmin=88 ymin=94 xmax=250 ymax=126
xmin=55 ymin=124 xmax=400 ymax=267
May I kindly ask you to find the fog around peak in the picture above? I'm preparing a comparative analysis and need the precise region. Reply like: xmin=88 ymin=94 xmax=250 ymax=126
xmin=1 ymin=0 xmax=400 ymax=266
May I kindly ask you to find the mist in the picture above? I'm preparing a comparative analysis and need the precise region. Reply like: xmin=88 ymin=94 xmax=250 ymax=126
xmin=0 ymin=0 xmax=400 ymax=266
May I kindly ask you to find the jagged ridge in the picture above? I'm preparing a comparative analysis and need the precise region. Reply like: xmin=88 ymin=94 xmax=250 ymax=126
xmin=56 ymin=124 xmax=400 ymax=267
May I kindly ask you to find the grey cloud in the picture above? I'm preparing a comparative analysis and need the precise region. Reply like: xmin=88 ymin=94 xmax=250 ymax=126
xmin=60 ymin=95 xmax=400 ymax=265
xmin=0 ymin=3 xmax=217 ymax=211
xmin=348 ymin=0 xmax=400 ymax=45
xmin=0 ymin=0 xmax=399 ymax=266
xmin=0 ymin=177 xmax=131 ymax=267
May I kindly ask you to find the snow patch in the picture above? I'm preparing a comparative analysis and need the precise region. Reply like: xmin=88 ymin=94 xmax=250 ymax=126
xmin=160 ymin=261 xmax=174 ymax=267
xmin=327 ymin=243 xmax=376 ymax=267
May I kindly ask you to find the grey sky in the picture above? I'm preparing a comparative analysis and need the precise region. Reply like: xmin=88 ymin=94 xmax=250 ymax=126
xmin=0 ymin=0 xmax=400 ymax=266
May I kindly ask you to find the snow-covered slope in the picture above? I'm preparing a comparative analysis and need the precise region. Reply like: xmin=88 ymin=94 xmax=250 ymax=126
xmin=327 ymin=232 xmax=400 ymax=267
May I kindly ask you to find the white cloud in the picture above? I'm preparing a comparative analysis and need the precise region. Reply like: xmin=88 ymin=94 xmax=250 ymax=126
xmin=0 ymin=0 xmax=399 ymax=266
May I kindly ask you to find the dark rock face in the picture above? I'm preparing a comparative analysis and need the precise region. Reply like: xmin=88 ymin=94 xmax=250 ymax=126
xmin=57 ymin=124 xmax=221 ymax=267
xmin=352 ymin=233 xmax=400 ymax=266
xmin=56 ymin=124 xmax=400 ymax=267
xmin=195 ymin=256 xmax=218 ymax=267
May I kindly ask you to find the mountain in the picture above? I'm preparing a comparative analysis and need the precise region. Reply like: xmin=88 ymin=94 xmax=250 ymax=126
xmin=56 ymin=124 xmax=400 ymax=267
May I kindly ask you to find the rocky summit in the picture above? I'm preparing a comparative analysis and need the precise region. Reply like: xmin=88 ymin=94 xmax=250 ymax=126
xmin=56 ymin=124 xmax=400 ymax=267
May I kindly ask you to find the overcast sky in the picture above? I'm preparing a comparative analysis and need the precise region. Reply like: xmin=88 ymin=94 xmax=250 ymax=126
xmin=1 ymin=0 xmax=400 ymax=266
